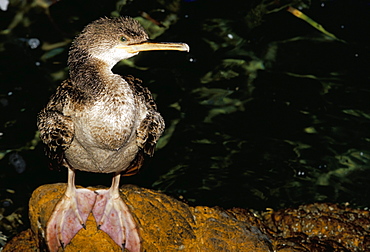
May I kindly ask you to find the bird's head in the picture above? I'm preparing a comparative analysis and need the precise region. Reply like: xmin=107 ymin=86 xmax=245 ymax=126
xmin=69 ymin=17 xmax=189 ymax=69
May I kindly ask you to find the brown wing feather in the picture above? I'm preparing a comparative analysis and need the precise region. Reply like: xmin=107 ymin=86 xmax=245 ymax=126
xmin=37 ymin=80 xmax=75 ymax=168
xmin=123 ymin=75 xmax=165 ymax=176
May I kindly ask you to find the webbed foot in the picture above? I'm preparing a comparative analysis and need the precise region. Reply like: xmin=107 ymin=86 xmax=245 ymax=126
xmin=46 ymin=169 xmax=96 ymax=252
xmin=92 ymin=174 xmax=141 ymax=252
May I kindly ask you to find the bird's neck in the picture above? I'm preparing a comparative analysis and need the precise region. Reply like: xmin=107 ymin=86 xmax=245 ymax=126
xmin=68 ymin=49 xmax=116 ymax=97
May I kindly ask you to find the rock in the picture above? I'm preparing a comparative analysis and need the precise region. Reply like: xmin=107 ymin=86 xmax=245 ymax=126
xmin=263 ymin=203 xmax=370 ymax=251
xmin=2 ymin=229 xmax=38 ymax=252
xmin=3 ymin=184 xmax=271 ymax=251
xmin=3 ymin=184 xmax=370 ymax=251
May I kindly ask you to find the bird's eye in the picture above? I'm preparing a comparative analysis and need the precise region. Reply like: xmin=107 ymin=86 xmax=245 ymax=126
xmin=120 ymin=36 xmax=127 ymax=42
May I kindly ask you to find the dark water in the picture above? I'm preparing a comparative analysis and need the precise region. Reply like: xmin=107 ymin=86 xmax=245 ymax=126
xmin=1 ymin=0 xmax=370 ymax=244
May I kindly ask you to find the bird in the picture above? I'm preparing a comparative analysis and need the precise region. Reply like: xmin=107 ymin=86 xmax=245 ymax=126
xmin=37 ymin=16 xmax=189 ymax=252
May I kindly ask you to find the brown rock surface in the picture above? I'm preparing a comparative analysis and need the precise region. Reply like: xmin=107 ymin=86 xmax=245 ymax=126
xmin=3 ymin=184 xmax=370 ymax=251
xmin=263 ymin=203 xmax=370 ymax=251
xmin=4 ymin=184 xmax=271 ymax=251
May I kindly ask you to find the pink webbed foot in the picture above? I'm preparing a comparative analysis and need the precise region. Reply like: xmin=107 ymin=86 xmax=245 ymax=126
xmin=92 ymin=175 xmax=141 ymax=252
xmin=46 ymin=168 xmax=97 ymax=252
xmin=46 ymin=187 xmax=96 ymax=251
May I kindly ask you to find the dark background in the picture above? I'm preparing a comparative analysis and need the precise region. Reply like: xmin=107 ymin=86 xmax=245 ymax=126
xmin=1 ymin=0 xmax=370 ymax=245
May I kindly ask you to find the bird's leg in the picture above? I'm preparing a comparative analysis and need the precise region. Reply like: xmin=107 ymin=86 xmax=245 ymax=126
xmin=92 ymin=174 xmax=141 ymax=252
xmin=46 ymin=167 xmax=97 ymax=252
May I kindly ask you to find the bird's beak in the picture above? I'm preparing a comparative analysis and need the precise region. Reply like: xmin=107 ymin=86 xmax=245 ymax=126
xmin=117 ymin=41 xmax=190 ymax=53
